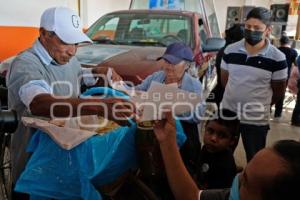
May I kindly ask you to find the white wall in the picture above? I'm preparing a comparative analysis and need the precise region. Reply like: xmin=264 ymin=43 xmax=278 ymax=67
xmin=0 ymin=0 xmax=79 ymax=27
xmin=0 ymin=0 xmax=130 ymax=28
xmin=215 ymin=0 xmax=288 ymax=33
xmin=81 ymin=0 xmax=131 ymax=28
xmin=214 ymin=0 xmax=245 ymax=33
xmin=0 ymin=0 xmax=291 ymax=31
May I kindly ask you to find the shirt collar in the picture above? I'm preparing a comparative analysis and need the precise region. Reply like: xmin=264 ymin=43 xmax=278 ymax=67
xmin=238 ymin=38 xmax=271 ymax=56
xmin=32 ymin=39 xmax=59 ymax=66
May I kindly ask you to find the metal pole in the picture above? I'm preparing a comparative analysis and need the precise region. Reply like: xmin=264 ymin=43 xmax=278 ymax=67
xmin=296 ymin=14 xmax=300 ymax=40
xmin=77 ymin=0 xmax=81 ymax=17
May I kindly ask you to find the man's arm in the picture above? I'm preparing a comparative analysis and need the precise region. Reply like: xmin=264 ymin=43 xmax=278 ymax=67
xmin=271 ymin=55 xmax=288 ymax=105
xmin=292 ymin=49 xmax=298 ymax=65
xmin=271 ymin=80 xmax=286 ymax=105
xmin=154 ymin=113 xmax=199 ymax=200
xmin=220 ymin=69 xmax=229 ymax=88
xmin=30 ymin=94 xmax=134 ymax=126
xmin=30 ymin=94 xmax=100 ymax=117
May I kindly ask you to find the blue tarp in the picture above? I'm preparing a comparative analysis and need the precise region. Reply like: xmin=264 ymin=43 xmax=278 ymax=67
xmin=15 ymin=87 xmax=187 ymax=200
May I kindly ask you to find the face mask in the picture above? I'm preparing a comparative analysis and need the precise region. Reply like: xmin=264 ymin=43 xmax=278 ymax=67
xmin=229 ymin=174 xmax=240 ymax=200
xmin=244 ymin=29 xmax=264 ymax=46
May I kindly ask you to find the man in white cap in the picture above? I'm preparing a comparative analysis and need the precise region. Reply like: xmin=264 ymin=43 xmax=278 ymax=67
xmin=7 ymin=7 xmax=133 ymax=199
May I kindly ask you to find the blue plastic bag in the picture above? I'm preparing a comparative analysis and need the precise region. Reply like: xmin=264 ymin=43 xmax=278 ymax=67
xmin=15 ymin=87 xmax=187 ymax=200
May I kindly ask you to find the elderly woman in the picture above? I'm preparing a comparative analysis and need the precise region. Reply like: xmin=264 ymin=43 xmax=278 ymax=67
xmin=134 ymin=42 xmax=204 ymax=174
xmin=135 ymin=42 xmax=201 ymax=94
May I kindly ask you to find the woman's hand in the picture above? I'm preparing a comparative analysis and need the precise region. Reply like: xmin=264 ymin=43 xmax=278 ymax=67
xmin=110 ymin=68 xmax=123 ymax=82
xmin=92 ymin=67 xmax=123 ymax=82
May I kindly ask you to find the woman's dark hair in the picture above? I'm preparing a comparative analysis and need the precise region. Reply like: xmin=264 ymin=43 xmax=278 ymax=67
xmin=262 ymin=140 xmax=300 ymax=200
xmin=246 ymin=7 xmax=272 ymax=26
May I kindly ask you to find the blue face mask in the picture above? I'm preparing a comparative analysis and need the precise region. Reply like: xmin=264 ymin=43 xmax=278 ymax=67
xmin=229 ymin=174 xmax=240 ymax=200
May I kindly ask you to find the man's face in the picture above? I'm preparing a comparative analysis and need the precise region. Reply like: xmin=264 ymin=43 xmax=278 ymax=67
xmin=203 ymin=121 xmax=234 ymax=152
xmin=244 ymin=18 xmax=271 ymax=44
xmin=40 ymin=29 xmax=78 ymax=65
xmin=239 ymin=148 xmax=286 ymax=200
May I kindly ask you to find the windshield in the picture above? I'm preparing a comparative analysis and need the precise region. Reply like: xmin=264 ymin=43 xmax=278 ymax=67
xmin=86 ymin=13 xmax=193 ymax=47
xmin=129 ymin=0 xmax=220 ymax=38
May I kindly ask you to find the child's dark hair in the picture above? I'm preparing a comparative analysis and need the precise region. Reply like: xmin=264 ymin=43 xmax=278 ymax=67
xmin=246 ymin=7 xmax=272 ymax=26
xmin=211 ymin=109 xmax=240 ymax=138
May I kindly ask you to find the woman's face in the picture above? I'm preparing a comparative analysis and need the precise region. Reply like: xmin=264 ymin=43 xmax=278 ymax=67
xmin=161 ymin=59 xmax=186 ymax=78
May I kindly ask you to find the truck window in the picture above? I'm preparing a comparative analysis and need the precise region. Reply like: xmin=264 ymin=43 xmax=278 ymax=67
xmin=87 ymin=16 xmax=120 ymax=40
xmin=87 ymin=13 xmax=192 ymax=47
xmin=127 ymin=15 xmax=191 ymax=44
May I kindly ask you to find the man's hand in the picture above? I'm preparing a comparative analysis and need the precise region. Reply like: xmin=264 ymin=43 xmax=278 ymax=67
xmin=153 ymin=111 xmax=176 ymax=144
xmin=98 ymin=98 xmax=136 ymax=126
xmin=271 ymin=80 xmax=286 ymax=105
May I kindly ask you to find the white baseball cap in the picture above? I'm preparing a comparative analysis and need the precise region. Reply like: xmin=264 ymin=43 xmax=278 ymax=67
xmin=40 ymin=7 xmax=92 ymax=44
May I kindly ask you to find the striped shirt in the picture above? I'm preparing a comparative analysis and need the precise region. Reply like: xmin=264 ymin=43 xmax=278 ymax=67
xmin=221 ymin=39 xmax=288 ymax=125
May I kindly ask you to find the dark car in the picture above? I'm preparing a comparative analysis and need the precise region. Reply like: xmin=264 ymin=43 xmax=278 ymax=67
xmin=75 ymin=9 xmax=224 ymax=85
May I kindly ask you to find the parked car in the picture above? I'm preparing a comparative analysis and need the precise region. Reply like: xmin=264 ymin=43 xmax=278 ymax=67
xmin=75 ymin=9 xmax=225 ymax=85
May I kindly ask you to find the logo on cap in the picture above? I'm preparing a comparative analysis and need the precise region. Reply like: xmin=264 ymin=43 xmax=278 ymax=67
xmin=72 ymin=15 xmax=80 ymax=28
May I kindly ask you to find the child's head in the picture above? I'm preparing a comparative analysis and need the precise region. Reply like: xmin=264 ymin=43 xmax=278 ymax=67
xmin=203 ymin=109 xmax=240 ymax=152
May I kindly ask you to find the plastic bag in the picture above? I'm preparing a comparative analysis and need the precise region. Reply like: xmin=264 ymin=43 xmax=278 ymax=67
xmin=15 ymin=87 xmax=187 ymax=200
